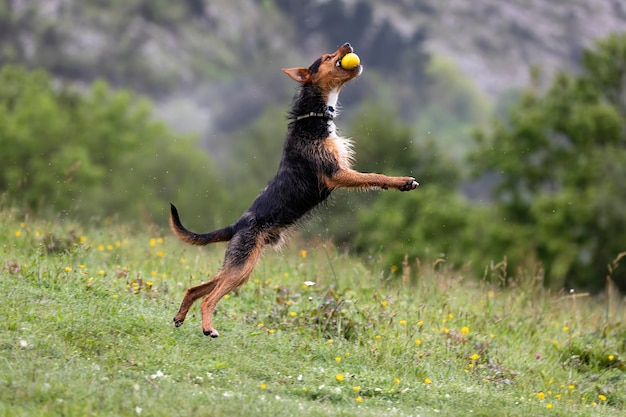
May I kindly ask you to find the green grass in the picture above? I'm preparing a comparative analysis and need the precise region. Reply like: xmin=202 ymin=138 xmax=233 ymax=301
xmin=1 ymin=209 xmax=625 ymax=416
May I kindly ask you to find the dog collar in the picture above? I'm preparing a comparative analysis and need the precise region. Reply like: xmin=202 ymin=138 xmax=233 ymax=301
xmin=295 ymin=106 xmax=335 ymax=121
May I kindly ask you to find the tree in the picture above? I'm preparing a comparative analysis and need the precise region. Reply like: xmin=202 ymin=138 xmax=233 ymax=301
xmin=472 ymin=33 xmax=626 ymax=291
xmin=0 ymin=65 xmax=226 ymax=228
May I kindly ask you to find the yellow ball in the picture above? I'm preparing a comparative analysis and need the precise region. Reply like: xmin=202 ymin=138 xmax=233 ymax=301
xmin=341 ymin=53 xmax=360 ymax=69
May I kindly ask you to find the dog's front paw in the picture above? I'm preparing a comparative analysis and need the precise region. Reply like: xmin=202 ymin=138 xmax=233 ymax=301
xmin=173 ymin=317 xmax=185 ymax=327
xmin=399 ymin=178 xmax=419 ymax=192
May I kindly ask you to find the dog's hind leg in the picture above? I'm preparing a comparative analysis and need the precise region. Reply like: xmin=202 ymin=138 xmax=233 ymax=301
xmin=200 ymin=231 xmax=264 ymax=337
xmin=173 ymin=279 xmax=220 ymax=327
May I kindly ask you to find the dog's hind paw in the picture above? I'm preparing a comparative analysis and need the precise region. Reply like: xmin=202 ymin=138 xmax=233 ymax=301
xmin=203 ymin=328 xmax=220 ymax=338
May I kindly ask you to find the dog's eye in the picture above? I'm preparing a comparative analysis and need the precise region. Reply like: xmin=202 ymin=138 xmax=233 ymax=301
xmin=324 ymin=56 xmax=332 ymax=62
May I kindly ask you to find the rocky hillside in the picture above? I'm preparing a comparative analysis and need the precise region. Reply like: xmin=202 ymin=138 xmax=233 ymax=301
xmin=421 ymin=0 xmax=626 ymax=97
xmin=1 ymin=0 xmax=624 ymax=136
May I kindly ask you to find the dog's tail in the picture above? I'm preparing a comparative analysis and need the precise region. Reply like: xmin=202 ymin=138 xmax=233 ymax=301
xmin=169 ymin=203 xmax=234 ymax=246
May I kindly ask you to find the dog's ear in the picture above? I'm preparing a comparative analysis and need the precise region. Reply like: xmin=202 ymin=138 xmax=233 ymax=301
xmin=282 ymin=67 xmax=311 ymax=84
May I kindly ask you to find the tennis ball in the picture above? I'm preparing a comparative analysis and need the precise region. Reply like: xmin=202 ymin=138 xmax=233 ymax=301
xmin=341 ymin=53 xmax=360 ymax=69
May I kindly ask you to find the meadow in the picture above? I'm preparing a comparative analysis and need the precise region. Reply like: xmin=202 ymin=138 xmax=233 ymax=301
xmin=1 ymin=208 xmax=624 ymax=417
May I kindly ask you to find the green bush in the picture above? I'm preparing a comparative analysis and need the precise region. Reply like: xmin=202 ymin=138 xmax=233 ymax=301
xmin=471 ymin=33 xmax=626 ymax=291
xmin=0 ymin=65 xmax=226 ymax=228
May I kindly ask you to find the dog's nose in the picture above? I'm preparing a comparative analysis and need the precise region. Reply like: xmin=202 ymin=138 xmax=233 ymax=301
xmin=342 ymin=42 xmax=353 ymax=52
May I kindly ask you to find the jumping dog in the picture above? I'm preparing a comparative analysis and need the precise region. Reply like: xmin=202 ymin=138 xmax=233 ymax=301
xmin=170 ymin=43 xmax=418 ymax=337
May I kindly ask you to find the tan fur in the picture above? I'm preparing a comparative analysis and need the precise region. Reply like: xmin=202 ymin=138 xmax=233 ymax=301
xmin=325 ymin=134 xmax=354 ymax=170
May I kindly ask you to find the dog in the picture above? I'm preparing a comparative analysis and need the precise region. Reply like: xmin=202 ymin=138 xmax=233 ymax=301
xmin=170 ymin=42 xmax=418 ymax=337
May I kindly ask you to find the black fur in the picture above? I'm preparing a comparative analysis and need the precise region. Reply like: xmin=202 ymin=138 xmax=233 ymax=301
xmin=308 ymin=57 xmax=322 ymax=75
xmin=169 ymin=203 xmax=234 ymax=245
xmin=171 ymin=82 xmax=337 ymax=250
xmin=245 ymin=84 xmax=336 ymax=228
xmin=288 ymin=84 xmax=332 ymax=121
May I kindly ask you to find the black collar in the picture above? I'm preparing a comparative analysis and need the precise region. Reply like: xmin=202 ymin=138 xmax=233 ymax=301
xmin=295 ymin=106 xmax=335 ymax=121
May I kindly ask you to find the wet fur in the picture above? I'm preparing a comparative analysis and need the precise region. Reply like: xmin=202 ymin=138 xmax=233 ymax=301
xmin=171 ymin=43 xmax=418 ymax=337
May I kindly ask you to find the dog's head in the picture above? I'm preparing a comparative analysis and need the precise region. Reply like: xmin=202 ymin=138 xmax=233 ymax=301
xmin=282 ymin=43 xmax=362 ymax=92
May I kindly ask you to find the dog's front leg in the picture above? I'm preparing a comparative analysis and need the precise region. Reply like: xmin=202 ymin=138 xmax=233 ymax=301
xmin=325 ymin=169 xmax=418 ymax=191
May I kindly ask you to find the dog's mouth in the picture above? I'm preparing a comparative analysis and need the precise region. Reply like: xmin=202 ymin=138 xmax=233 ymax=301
xmin=336 ymin=52 xmax=361 ymax=72
xmin=327 ymin=43 xmax=362 ymax=76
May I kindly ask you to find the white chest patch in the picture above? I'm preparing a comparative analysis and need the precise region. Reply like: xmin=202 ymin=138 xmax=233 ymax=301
xmin=325 ymin=87 xmax=353 ymax=169
xmin=327 ymin=89 xmax=340 ymax=110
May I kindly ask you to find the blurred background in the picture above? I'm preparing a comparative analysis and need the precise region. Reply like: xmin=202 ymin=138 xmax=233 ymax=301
xmin=1 ymin=0 xmax=625 ymax=291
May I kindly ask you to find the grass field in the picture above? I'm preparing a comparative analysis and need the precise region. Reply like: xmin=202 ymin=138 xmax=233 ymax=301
xmin=1 ymin=208 xmax=625 ymax=416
